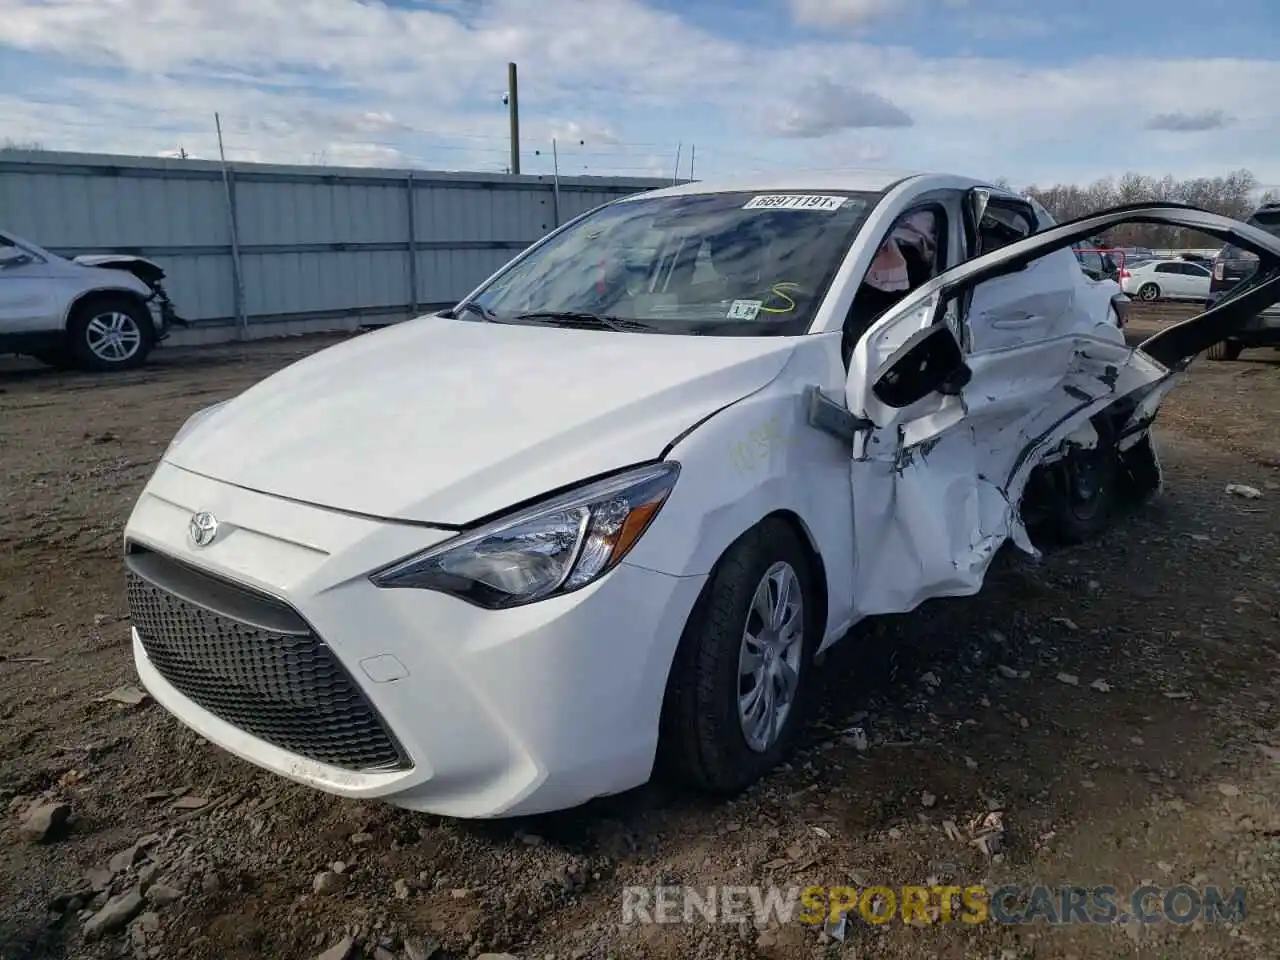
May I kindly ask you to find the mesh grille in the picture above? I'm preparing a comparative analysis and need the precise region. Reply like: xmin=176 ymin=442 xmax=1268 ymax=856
xmin=127 ymin=568 xmax=409 ymax=773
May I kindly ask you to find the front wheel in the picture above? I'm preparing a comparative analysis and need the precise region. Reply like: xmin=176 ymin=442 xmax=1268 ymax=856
xmin=1137 ymin=283 xmax=1161 ymax=302
xmin=659 ymin=519 xmax=819 ymax=795
xmin=66 ymin=296 xmax=155 ymax=372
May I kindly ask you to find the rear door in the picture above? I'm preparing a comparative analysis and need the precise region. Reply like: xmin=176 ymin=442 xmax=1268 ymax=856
xmin=839 ymin=202 xmax=1280 ymax=619
xmin=1151 ymin=261 xmax=1183 ymax=297
xmin=1179 ymin=261 xmax=1212 ymax=299
xmin=960 ymin=194 xmax=1078 ymax=352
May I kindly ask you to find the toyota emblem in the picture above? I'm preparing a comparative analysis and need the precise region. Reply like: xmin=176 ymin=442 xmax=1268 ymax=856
xmin=188 ymin=511 xmax=218 ymax=547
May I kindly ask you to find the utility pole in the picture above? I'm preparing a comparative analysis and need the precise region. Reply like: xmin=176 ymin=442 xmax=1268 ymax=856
xmin=507 ymin=62 xmax=520 ymax=175
xmin=213 ymin=112 xmax=248 ymax=341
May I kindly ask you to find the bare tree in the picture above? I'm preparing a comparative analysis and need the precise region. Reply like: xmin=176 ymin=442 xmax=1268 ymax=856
xmin=1 ymin=139 xmax=46 ymax=153
xmin=1019 ymin=169 xmax=1262 ymax=247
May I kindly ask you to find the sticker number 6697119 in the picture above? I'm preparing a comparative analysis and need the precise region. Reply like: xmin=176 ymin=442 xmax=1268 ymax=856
xmin=742 ymin=194 xmax=848 ymax=211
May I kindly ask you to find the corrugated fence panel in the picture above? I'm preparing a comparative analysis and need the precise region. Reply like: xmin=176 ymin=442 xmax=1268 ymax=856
xmin=0 ymin=150 xmax=673 ymax=332
xmin=161 ymin=254 xmax=239 ymax=321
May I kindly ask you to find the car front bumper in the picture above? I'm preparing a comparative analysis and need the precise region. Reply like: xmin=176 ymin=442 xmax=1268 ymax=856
xmin=123 ymin=461 xmax=706 ymax=818
xmin=147 ymin=298 xmax=173 ymax=341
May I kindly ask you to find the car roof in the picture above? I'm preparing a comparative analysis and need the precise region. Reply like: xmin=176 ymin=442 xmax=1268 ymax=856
xmin=620 ymin=169 xmax=995 ymax=201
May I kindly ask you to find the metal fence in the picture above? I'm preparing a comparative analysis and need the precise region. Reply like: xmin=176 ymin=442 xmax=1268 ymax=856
xmin=0 ymin=150 xmax=675 ymax=344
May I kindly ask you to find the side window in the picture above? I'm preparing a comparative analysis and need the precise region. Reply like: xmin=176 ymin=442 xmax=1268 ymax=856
xmin=973 ymin=199 xmax=1035 ymax=257
xmin=0 ymin=235 xmax=28 ymax=268
xmin=841 ymin=203 xmax=949 ymax=366
xmin=1154 ymin=263 xmax=1177 ymax=274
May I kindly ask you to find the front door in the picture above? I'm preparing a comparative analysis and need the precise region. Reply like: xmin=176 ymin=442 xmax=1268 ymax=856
xmin=0 ymin=237 xmax=56 ymax=334
xmin=839 ymin=201 xmax=1280 ymax=621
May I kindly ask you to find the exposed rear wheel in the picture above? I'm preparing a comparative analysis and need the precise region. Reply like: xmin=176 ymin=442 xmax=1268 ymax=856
xmin=1137 ymin=283 xmax=1160 ymax=302
xmin=67 ymin=296 xmax=155 ymax=372
xmin=1206 ymin=340 xmax=1243 ymax=362
xmin=1118 ymin=432 xmax=1162 ymax=506
xmin=1050 ymin=446 xmax=1118 ymax=544
xmin=659 ymin=519 xmax=819 ymax=795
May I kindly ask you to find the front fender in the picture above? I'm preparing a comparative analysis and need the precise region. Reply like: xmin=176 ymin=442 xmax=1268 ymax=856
xmin=624 ymin=344 xmax=857 ymax=645
xmin=61 ymin=282 xmax=157 ymax=329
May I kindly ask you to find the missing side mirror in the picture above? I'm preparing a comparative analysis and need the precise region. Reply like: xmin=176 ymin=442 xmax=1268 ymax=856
xmin=871 ymin=323 xmax=970 ymax=408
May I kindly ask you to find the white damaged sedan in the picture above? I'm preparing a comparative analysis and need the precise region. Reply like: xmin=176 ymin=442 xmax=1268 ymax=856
xmin=122 ymin=173 xmax=1280 ymax=818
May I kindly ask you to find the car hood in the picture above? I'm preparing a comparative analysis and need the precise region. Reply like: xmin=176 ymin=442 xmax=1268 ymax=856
xmin=165 ymin=315 xmax=797 ymax=525
xmin=74 ymin=253 xmax=165 ymax=274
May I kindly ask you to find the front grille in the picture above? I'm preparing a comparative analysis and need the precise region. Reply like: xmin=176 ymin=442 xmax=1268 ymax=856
xmin=125 ymin=550 xmax=410 ymax=773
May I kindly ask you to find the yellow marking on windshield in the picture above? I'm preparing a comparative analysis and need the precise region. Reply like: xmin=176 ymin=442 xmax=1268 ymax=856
xmin=760 ymin=282 xmax=801 ymax=314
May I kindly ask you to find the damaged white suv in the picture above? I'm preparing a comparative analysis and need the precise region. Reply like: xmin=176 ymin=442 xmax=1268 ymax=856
xmin=122 ymin=173 xmax=1280 ymax=818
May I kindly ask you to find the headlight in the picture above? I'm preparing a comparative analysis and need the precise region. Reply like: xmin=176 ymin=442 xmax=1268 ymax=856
xmin=164 ymin=400 xmax=228 ymax=457
xmin=370 ymin=462 xmax=680 ymax=609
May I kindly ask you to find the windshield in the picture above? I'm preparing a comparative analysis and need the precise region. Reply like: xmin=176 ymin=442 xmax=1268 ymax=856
xmin=462 ymin=189 xmax=881 ymax=336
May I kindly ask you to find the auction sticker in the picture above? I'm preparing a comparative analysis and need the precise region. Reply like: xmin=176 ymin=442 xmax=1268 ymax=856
xmin=742 ymin=194 xmax=847 ymax=211
xmin=726 ymin=299 xmax=763 ymax=320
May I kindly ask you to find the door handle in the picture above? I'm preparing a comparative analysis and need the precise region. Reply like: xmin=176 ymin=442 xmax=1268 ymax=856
xmin=990 ymin=314 xmax=1045 ymax=328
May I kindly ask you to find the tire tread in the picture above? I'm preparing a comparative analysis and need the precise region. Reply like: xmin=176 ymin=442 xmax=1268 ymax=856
xmin=659 ymin=519 xmax=814 ymax=794
xmin=66 ymin=294 xmax=155 ymax=372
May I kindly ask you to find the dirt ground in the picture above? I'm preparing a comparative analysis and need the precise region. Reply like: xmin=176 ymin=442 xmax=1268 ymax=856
xmin=2 ymin=305 xmax=1278 ymax=960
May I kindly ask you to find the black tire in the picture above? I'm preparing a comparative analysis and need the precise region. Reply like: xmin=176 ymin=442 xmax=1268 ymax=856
xmin=1118 ymin=432 xmax=1161 ymax=506
xmin=1050 ymin=445 xmax=1119 ymax=544
xmin=66 ymin=295 xmax=155 ymax=372
xmin=659 ymin=518 xmax=820 ymax=795
xmin=1137 ymin=283 xmax=1160 ymax=302
xmin=1206 ymin=339 xmax=1243 ymax=362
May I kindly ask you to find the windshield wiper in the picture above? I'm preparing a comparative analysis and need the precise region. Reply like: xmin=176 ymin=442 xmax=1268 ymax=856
xmin=509 ymin=311 xmax=656 ymax=332
xmin=454 ymin=300 xmax=497 ymax=322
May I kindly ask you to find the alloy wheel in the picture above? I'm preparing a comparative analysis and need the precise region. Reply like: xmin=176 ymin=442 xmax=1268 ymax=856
xmin=738 ymin=561 xmax=805 ymax=753
xmin=85 ymin=311 xmax=143 ymax=363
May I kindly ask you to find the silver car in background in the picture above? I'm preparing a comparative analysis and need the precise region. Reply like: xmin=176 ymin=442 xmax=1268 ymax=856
xmin=0 ymin=228 xmax=184 ymax=371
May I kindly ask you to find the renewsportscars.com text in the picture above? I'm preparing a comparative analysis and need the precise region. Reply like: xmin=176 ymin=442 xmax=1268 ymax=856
xmin=620 ymin=883 xmax=1247 ymax=926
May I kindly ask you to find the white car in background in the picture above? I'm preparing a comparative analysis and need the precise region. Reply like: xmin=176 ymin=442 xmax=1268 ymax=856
xmin=0 ymin=228 xmax=184 ymax=371
xmin=1119 ymin=257 xmax=1212 ymax=302
xmin=120 ymin=176 xmax=1280 ymax=818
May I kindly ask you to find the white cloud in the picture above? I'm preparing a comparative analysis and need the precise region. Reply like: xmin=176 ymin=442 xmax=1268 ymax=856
xmin=789 ymin=0 xmax=899 ymax=28
xmin=0 ymin=0 xmax=1277 ymax=184
xmin=544 ymin=120 xmax=623 ymax=147
xmin=766 ymin=78 xmax=913 ymax=138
